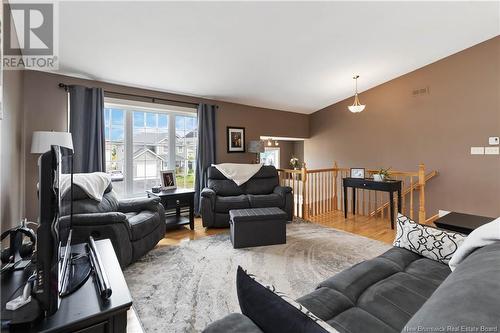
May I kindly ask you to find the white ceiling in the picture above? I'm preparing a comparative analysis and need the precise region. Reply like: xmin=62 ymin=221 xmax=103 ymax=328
xmin=49 ymin=1 xmax=499 ymax=114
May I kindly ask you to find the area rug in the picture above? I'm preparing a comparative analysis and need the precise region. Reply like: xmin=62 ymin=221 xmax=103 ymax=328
xmin=124 ymin=222 xmax=391 ymax=333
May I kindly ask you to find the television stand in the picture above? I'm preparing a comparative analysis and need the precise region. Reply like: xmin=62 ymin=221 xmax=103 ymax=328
xmin=1 ymin=239 xmax=132 ymax=333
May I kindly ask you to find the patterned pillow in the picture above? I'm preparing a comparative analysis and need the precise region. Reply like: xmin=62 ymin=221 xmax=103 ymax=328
xmin=393 ymin=213 xmax=465 ymax=264
xmin=236 ymin=266 xmax=339 ymax=333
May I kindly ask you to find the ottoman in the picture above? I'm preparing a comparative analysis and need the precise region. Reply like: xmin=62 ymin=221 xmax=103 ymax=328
xmin=229 ymin=207 xmax=287 ymax=249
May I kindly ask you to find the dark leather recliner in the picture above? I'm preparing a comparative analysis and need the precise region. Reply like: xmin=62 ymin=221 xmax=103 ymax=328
xmin=61 ymin=183 xmax=166 ymax=267
xmin=200 ymin=166 xmax=293 ymax=228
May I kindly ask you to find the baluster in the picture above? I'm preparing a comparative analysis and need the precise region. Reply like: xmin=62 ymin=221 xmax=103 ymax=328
xmin=333 ymin=162 xmax=338 ymax=211
xmin=418 ymin=163 xmax=426 ymax=223
xmin=318 ymin=172 xmax=322 ymax=215
xmin=295 ymin=172 xmax=298 ymax=216
xmin=340 ymin=171 xmax=344 ymax=213
xmin=323 ymin=172 xmax=327 ymax=214
xmin=354 ymin=188 xmax=357 ymax=215
xmin=320 ymin=172 xmax=323 ymax=214
xmin=362 ymin=189 xmax=365 ymax=216
xmin=410 ymin=176 xmax=414 ymax=220
xmin=368 ymin=189 xmax=372 ymax=217
xmin=322 ymin=172 xmax=325 ymax=214
xmin=329 ymin=171 xmax=332 ymax=212
xmin=312 ymin=173 xmax=316 ymax=216
xmin=316 ymin=173 xmax=320 ymax=216
xmin=318 ymin=173 xmax=321 ymax=215
xmin=402 ymin=177 xmax=406 ymax=215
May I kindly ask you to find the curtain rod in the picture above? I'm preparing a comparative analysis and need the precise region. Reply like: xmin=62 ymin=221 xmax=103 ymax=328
xmin=58 ymin=83 xmax=200 ymax=108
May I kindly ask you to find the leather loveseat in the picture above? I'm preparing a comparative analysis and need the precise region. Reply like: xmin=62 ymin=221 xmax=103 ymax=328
xmin=200 ymin=166 xmax=293 ymax=228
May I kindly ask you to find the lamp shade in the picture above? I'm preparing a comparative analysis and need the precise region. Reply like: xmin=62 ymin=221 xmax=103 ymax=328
xmin=30 ymin=131 xmax=73 ymax=154
xmin=248 ymin=140 xmax=264 ymax=153
xmin=348 ymin=104 xmax=366 ymax=113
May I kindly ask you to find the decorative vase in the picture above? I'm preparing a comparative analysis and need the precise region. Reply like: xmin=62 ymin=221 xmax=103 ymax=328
xmin=373 ymin=174 xmax=385 ymax=182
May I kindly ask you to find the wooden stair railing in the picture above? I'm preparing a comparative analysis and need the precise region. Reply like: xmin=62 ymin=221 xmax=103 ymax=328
xmin=369 ymin=169 xmax=438 ymax=220
xmin=277 ymin=166 xmax=306 ymax=218
xmin=278 ymin=162 xmax=437 ymax=224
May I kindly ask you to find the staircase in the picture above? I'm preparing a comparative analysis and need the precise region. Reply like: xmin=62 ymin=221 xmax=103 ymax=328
xmin=278 ymin=162 xmax=438 ymax=224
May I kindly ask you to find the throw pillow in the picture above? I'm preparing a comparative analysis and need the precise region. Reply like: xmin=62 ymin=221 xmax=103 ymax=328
xmin=393 ymin=213 xmax=465 ymax=264
xmin=236 ymin=266 xmax=338 ymax=333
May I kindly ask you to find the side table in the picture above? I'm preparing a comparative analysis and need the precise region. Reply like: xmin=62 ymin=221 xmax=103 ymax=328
xmin=146 ymin=188 xmax=195 ymax=230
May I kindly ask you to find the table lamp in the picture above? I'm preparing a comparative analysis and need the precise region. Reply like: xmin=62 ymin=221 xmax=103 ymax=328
xmin=31 ymin=131 xmax=73 ymax=154
xmin=248 ymin=140 xmax=264 ymax=164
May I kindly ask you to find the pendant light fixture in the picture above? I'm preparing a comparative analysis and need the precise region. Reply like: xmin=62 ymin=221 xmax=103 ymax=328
xmin=348 ymin=75 xmax=365 ymax=113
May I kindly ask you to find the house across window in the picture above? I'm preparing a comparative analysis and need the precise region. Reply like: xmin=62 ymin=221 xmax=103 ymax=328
xmin=104 ymin=98 xmax=197 ymax=197
xmin=260 ymin=147 xmax=280 ymax=168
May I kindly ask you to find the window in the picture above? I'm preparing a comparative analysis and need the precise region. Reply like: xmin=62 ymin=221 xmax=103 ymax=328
xmin=260 ymin=147 xmax=280 ymax=168
xmin=104 ymin=98 xmax=197 ymax=197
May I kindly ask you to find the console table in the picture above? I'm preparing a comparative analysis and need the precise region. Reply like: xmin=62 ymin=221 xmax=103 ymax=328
xmin=1 ymin=239 xmax=132 ymax=333
xmin=343 ymin=178 xmax=402 ymax=229
xmin=146 ymin=188 xmax=195 ymax=230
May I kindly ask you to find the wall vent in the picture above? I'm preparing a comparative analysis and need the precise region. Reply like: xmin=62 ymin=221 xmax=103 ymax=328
xmin=412 ymin=86 xmax=430 ymax=96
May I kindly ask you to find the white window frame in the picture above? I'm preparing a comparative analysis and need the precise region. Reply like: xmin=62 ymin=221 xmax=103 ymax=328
xmin=261 ymin=147 xmax=280 ymax=168
xmin=104 ymin=97 xmax=197 ymax=197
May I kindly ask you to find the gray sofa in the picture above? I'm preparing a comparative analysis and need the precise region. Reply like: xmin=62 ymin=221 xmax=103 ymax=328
xmin=200 ymin=166 xmax=293 ymax=228
xmin=62 ymin=183 xmax=166 ymax=267
xmin=203 ymin=242 xmax=500 ymax=332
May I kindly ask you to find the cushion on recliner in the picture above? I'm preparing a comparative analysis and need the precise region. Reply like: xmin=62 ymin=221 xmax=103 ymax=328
xmin=207 ymin=167 xmax=245 ymax=196
xmin=245 ymin=166 xmax=279 ymax=194
xmin=247 ymin=193 xmax=283 ymax=208
xmin=245 ymin=178 xmax=279 ymax=195
xmin=326 ymin=307 xmax=397 ymax=333
xmin=215 ymin=195 xmax=250 ymax=213
xmin=209 ymin=179 xmax=245 ymax=196
xmin=70 ymin=190 xmax=120 ymax=215
xmin=127 ymin=211 xmax=159 ymax=241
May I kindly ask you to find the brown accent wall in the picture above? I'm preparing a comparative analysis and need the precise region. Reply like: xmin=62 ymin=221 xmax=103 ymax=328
xmin=305 ymin=36 xmax=500 ymax=217
xmin=21 ymin=70 xmax=309 ymax=220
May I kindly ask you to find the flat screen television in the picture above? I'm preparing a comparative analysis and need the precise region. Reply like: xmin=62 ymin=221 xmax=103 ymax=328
xmin=34 ymin=145 xmax=73 ymax=317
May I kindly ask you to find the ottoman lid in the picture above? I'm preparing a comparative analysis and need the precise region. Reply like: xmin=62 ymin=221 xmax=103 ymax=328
xmin=230 ymin=207 xmax=287 ymax=222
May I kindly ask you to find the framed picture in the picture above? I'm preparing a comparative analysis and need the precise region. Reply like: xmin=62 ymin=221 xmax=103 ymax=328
xmin=160 ymin=170 xmax=177 ymax=190
xmin=227 ymin=126 xmax=245 ymax=153
xmin=350 ymin=168 xmax=365 ymax=179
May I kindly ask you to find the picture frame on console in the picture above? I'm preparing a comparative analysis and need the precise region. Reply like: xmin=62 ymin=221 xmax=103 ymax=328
xmin=227 ymin=126 xmax=246 ymax=153
xmin=160 ymin=170 xmax=177 ymax=190
xmin=350 ymin=168 xmax=365 ymax=179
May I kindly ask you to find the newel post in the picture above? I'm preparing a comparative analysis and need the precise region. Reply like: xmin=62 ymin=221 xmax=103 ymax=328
xmin=301 ymin=163 xmax=308 ymax=220
xmin=418 ymin=163 xmax=426 ymax=223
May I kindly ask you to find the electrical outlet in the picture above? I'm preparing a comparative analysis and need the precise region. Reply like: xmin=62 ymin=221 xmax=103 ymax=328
xmin=488 ymin=137 xmax=499 ymax=145
xmin=485 ymin=147 xmax=499 ymax=155
xmin=470 ymin=147 xmax=484 ymax=155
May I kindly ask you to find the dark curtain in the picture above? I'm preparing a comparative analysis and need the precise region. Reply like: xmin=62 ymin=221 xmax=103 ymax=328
xmin=68 ymin=85 xmax=105 ymax=173
xmin=194 ymin=103 xmax=217 ymax=215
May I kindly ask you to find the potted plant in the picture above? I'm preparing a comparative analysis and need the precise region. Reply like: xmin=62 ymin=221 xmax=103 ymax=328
xmin=373 ymin=167 xmax=391 ymax=181
xmin=289 ymin=157 xmax=300 ymax=170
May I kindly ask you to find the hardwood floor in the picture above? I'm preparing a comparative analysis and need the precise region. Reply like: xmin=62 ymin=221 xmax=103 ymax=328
xmin=155 ymin=218 xmax=227 ymax=247
xmin=308 ymin=211 xmax=397 ymax=244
